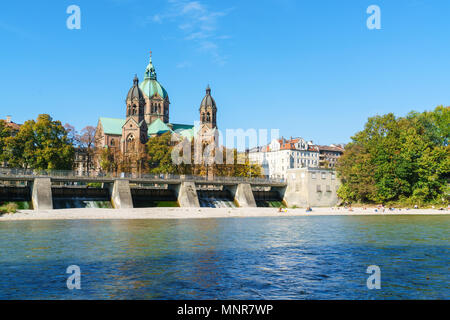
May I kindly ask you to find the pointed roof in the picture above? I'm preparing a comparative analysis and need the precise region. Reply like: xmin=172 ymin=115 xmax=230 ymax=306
xmin=127 ymin=74 xmax=145 ymax=101
xmin=139 ymin=53 xmax=169 ymax=100
xmin=200 ymin=85 xmax=216 ymax=109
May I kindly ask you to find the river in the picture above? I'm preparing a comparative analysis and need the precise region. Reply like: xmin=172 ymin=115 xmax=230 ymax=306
xmin=0 ymin=215 xmax=448 ymax=299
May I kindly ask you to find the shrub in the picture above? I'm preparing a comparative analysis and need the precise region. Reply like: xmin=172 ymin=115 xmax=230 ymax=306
xmin=0 ymin=202 xmax=18 ymax=214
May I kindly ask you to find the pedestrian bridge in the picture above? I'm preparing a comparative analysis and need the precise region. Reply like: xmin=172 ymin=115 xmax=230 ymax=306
xmin=0 ymin=169 xmax=288 ymax=210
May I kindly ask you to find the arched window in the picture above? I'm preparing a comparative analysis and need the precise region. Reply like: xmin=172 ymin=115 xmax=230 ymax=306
xmin=126 ymin=134 xmax=135 ymax=152
xmin=132 ymin=105 xmax=137 ymax=115
xmin=110 ymin=139 xmax=115 ymax=146
xmin=206 ymin=112 xmax=210 ymax=122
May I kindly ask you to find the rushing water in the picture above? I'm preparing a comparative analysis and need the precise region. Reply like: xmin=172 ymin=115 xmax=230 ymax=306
xmin=199 ymin=197 xmax=236 ymax=208
xmin=53 ymin=198 xmax=113 ymax=209
xmin=0 ymin=215 xmax=448 ymax=299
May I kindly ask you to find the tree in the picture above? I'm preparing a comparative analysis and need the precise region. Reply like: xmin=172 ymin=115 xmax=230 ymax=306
xmin=99 ymin=147 xmax=115 ymax=173
xmin=0 ymin=120 xmax=13 ymax=165
xmin=79 ymin=126 xmax=96 ymax=174
xmin=64 ymin=123 xmax=80 ymax=146
xmin=3 ymin=114 xmax=75 ymax=170
xmin=146 ymin=132 xmax=177 ymax=174
xmin=337 ymin=106 xmax=450 ymax=205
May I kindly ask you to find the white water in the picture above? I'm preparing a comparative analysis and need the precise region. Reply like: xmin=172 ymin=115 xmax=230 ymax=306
xmin=199 ymin=197 xmax=236 ymax=208
xmin=53 ymin=198 xmax=113 ymax=209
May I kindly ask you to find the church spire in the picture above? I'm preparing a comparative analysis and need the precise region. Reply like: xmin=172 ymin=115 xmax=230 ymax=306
xmin=145 ymin=50 xmax=157 ymax=80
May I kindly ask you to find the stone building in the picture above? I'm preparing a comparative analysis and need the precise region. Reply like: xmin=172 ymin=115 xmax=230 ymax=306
xmin=249 ymin=137 xmax=320 ymax=179
xmin=95 ymin=54 xmax=218 ymax=171
xmin=2 ymin=116 xmax=21 ymax=135
xmin=283 ymin=167 xmax=341 ymax=207
xmin=314 ymin=145 xmax=345 ymax=168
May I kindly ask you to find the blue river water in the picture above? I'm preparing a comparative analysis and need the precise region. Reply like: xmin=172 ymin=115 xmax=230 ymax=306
xmin=0 ymin=215 xmax=448 ymax=299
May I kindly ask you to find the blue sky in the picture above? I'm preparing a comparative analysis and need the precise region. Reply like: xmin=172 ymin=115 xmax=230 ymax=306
xmin=1 ymin=0 xmax=449 ymax=145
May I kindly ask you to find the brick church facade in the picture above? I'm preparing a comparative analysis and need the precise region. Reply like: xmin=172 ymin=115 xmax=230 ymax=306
xmin=95 ymin=54 xmax=218 ymax=171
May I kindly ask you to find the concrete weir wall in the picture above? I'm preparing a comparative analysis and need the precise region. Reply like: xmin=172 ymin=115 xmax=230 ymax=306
xmin=31 ymin=178 xmax=53 ymax=210
xmin=283 ymin=168 xmax=340 ymax=207
xmin=110 ymin=179 xmax=133 ymax=209
xmin=172 ymin=181 xmax=200 ymax=207
xmin=226 ymin=183 xmax=257 ymax=208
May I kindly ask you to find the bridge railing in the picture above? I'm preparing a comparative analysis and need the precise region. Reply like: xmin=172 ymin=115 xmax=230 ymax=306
xmin=0 ymin=168 xmax=285 ymax=184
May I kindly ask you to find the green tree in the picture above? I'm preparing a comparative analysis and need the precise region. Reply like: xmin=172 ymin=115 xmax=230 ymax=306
xmin=4 ymin=114 xmax=75 ymax=170
xmin=337 ymin=106 xmax=450 ymax=205
xmin=146 ymin=132 xmax=177 ymax=174
xmin=0 ymin=120 xmax=13 ymax=164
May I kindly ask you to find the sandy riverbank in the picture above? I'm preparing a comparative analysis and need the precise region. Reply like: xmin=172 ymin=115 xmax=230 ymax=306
xmin=0 ymin=207 xmax=449 ymax=221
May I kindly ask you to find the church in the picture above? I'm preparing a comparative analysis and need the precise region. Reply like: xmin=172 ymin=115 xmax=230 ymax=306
xmin=95 ymin=53 xmax=218 ymax=161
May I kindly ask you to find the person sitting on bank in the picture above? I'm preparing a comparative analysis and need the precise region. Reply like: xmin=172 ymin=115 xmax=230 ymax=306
xmin=306 ymin=206 xmax=312 ymax=212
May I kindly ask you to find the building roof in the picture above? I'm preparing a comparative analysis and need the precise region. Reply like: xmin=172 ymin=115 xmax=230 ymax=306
xmin=174 ymin=127 xmax=195 ymax=141
xmin=147 ymin=118 xmax=171 ymax=135
xmin=140 ymin=78 xmax=168 ymax=100
xmin=172 ymin=123 xmax=193 ymax=131
xmin=200 ymin=85 xmax=216 ymax=109
xmin=2 ymin=117 xmax=21 ymax=131
xmin=315 ymin=145 xmax=345 ymax=153
xmin=99 ymin=117 xmax=125 ymax=135
xmin=139 ymin=56 xmax=169 ymax=100
xmin=100 ymin=116 xmax=194 ymax=141
xmin=127 ymin=75 xmax=145 ymax=101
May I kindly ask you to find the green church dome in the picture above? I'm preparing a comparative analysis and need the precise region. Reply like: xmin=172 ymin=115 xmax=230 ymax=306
xmin=139 ymin=56 xmax=169 ymax=100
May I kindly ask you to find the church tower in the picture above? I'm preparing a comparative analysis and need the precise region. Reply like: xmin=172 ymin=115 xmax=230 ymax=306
xmin=199 ymin=85 xmax=217 ymax=130
xmin=139 ymin=53 xmax=170 ymax=124
xmin=122 ymin=75 xmax=148 ymax=154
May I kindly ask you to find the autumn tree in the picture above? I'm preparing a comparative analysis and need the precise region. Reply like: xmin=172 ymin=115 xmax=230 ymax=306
xmin=79 ymin=126 xmax=96 ymax=174
xmin=3 ymin=114 xmax=75 ymax=170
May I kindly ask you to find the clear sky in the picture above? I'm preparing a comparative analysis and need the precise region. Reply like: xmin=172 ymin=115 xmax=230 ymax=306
xmin=1 ymin=0 xmax=449 ymax=146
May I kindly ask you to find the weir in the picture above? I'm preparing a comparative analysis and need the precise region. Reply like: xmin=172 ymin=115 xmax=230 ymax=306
xmin=253 ymin=190 xmax=285 ymax=207
xmin=224 ymin=183 xmax=257 ymax=208
xmin=0 ymin=185 xmax=31 ymax=202
xmin=0 ymin=169 xmax=340 ymax=210
xmin=131 ymin=187 xmax=179 ymax=207
xmin=52 ymin=186 xmax=112 ymax=209
xmin=198 ymin=188 xmax=236 ymax=208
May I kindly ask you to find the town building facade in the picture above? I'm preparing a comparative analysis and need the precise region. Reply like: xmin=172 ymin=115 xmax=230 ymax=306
xmin=249 ymin=137 xmax=320 ymax=179
xmin=315 ymin=145 xmax=345 ymax=168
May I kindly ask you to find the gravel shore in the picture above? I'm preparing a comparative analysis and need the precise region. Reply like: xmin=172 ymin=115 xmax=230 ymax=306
xmin=0 ymin=207 xmax=448 ymax=221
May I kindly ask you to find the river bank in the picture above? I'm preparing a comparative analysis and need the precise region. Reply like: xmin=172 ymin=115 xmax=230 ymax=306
xmin=0 ymin=207 xmax=448 ymax=221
